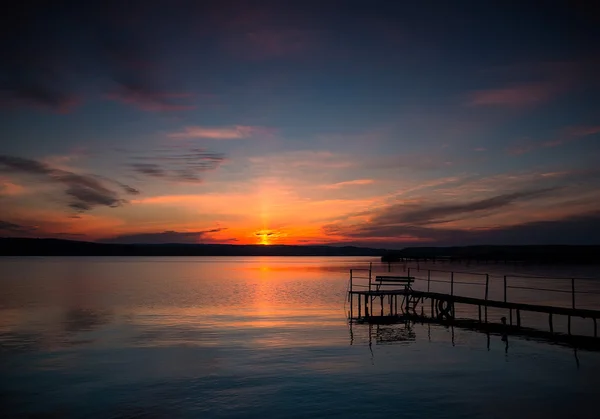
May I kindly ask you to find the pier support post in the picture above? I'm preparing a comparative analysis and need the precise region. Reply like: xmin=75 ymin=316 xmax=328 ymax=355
xmin=571 ymin=278 xmax=575 ymax=309
xmin=349 ymin=270 xmax=353 ymax=317
xmin=484 ymin=274 xmax=489 ymax=300
xmin=594 ymin=318 xmax=597 ymax=338
xmin=549 ymin=313 xmax=553 ymax=333
xmin=380 ymin=296 xmax=384 ymax=317
xmin=450 ymin=272 xmax=454 ymax=296
xmin=478 ymin=305 xmax=481 ymax=322
xmin=365 ymin=297 xmax=369 ymax=318
xmin=430 ymin=298 xmax=434 ymax=318
xmin=568 ymin=316 xmax=571 ymax=335
xmin=503 ymin=275 xmax=507 ymax=303
xmin=358 ymin=295 xmax=361 ymax=317
xmin=484 ymin=274 xmax=489 ymax=323
xmin=509 ymin=309 xmax=513 ymax=326
xmin=427 ymin=270 xmax=431 ymax=292
xmin=516 ymin=309 xmax=521 ymax=328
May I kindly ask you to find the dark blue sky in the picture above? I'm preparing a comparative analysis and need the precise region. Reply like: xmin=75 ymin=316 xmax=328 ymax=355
xmin=1 ymin=0 xmax=599 ymax=246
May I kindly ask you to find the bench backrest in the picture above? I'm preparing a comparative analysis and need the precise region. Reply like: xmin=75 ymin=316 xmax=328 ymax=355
xmin=375 ymin=276 xmax=414 ymax=282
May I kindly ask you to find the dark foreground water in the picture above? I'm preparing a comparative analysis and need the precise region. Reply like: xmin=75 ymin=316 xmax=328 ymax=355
xmin=1 ymin=257 xmax=600 ymax=418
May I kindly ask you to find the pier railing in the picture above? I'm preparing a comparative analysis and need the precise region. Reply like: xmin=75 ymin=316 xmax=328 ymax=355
xmin=349 ymin=263 xmax=600 ymax=311
xmin=348 ymin=261 xmax=600 ymax=337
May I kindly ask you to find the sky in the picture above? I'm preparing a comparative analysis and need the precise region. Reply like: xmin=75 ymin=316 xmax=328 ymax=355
xmin=1 ymin=0 xmax=599 ymax=247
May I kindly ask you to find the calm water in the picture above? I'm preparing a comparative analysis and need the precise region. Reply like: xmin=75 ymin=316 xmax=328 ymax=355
xmin=1 ymin=257 xmax=600 ymax=419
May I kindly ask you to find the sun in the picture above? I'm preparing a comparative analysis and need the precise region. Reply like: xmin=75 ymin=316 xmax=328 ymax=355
xmin=255 ymin=230 xmax=273 ymax=245
xmin=258 ymin=234 xmax=271 ymax=245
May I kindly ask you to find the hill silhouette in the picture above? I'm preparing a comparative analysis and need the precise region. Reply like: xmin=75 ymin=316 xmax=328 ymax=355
xmin=0 ymin=237 xmax=385 ymax=257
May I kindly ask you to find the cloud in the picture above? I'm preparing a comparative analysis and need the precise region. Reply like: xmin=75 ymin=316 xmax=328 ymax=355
xmin=105 ymin=90 xmax=195 ymax=112
xmin=467 ymin=60 xmax=587 ymax=110
xmin=100 ymin=228 xmax=225 ymax=244
xmin=224 ymin=28 xmax=317 ymax=60
xmin=321 ymin=179 xmax=374 ymax=189
xmin=249 ymin=151 xmax=353 ymax=172
xmin=563 ymin=125 xmax=600 ymax=137
xmin=168 ymin=125 xmax=274 ymax=140
xmin=323 ymin=187 xmax=561 ymax=245
xmin=131 ymin=163 xmax=166 ymax=177
xmin=463 ymin=212 xmax=600 ymax=245
xmin=254 ymin=229 xmax=288 ymax=243
xmin=0 ymin=86 xmax=80 ymax=113
xmin=468 ymin=82 xmax=559 ymax=107
xmin=0 ymin=2 xmax=199 ymax=113
xmin=372 ymin=188 xmax=557 ymax=226
xmin=0 ymin=155 xmax=139 ymax=212
xmin=130 ymin=148 xmax=225 ymax=182
xmin=216 ymin=6 xmax=318 ymax=60
xmin=508 ymin=125 xmax=600 ymax=155
xmin=0 ymin=54 xmax=81 ymax=112
xmin=0 ymin=220 xmax=38 ymax=236
xmin=0 ymin=179 xmax=25 ymax=196
xmin=96 ymin=8 xmax=199 ymax=113
xmin=330 ymin=212 xmax=600 ymax=247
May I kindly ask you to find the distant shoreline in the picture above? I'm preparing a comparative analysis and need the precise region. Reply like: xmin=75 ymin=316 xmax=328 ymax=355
xmin=0 ymin=237 xmax=386 ymax=257
xmin=2 ymin=238 xmax=599 ymax=264
xmin=382 ymin=245 xmax=600 ymax=265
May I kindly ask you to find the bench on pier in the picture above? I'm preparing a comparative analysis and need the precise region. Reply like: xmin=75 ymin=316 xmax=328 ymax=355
xmin=372 ymin=275 xmax=415 ymax=291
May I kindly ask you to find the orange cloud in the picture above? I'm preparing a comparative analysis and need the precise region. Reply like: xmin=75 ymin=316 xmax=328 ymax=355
xmin=321 ymin=179 xmax=374 ymax=189
xmin=249 ymin=151 xmax=354 ymax=171
xmin=168 ymin=125 xmax=275 ymax=140
xmin=0 ymin=178 xmax=25 ymax=196
xmin=1 ymin=208 xmax=125 ymax=239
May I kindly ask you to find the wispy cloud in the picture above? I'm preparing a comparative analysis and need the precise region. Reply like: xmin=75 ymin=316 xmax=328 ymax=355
xmin=0 ymin=220 xmax=38 ymax=236
xmin=371 ymin=188 xmax=558 ymax=227
xmin=0 ymin=39 xmax=81 ymax=113
xmin=468 ymin=82 xmax=559 ymax=108
xmin=326 ymin=211 xmax=600 ymax=247
xmin=130 ymin=148 xmax=225 ymax=183
xmin=169 ymin=125 xmax=274 ymax=140
xmin=323 ymin=187 xmax=562 ymax=244
xmin=0 ymin=155 xmax=139 ymax=212
xmin=106 ymin=90 xmax=195 ymax=112
xmin=508 ymin=125 xmax=600 ymax=155
xmin=99 ymin=228 xmax=225 ymax=244
xmin=0 ymin=178 xmax=25 ymax=196
xmin=217 ymin=6 xmax=318 ymax=60
xmin=321 ymin=179 xmax=374 ymax=189
xmin=0 ymin=88 xmax=80 ymax=113
xmin=563 ymin=125 xmax=600 ymax=137
xmin=249 ymin=150 xmax=353 ymax=171
xmin=224 ymin=29 xmax=317 ymax=60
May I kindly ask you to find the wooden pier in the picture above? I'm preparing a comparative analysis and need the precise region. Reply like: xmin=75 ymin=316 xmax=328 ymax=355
xmin=347 ymin=265 xmax=600 ymax=339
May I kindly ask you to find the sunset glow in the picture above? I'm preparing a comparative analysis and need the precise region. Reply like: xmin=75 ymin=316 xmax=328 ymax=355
xmin=1 ymin=2 xmax=599 ymax=247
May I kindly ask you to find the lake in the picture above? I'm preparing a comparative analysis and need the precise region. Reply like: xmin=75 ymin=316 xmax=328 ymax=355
xmin=1 ymin=256 xmax=600 ymax=418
